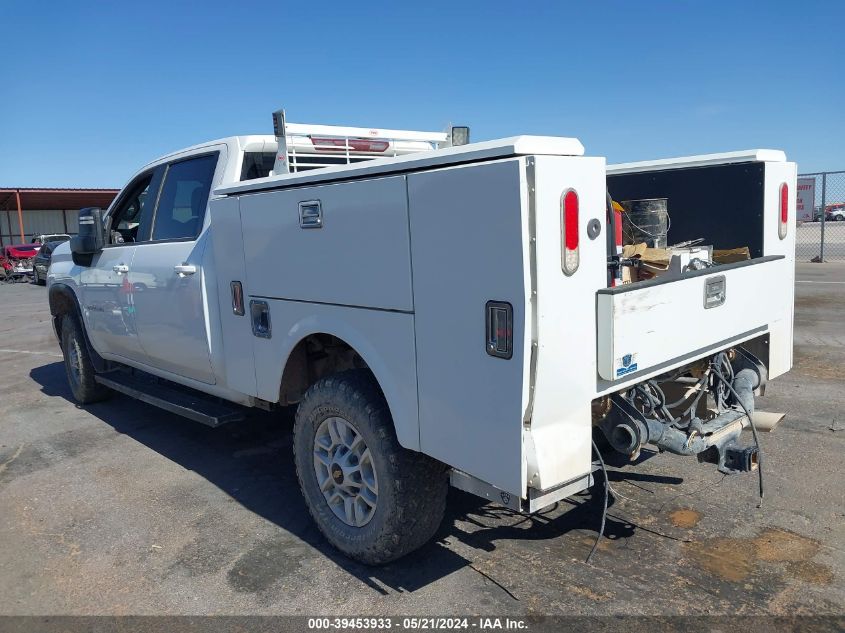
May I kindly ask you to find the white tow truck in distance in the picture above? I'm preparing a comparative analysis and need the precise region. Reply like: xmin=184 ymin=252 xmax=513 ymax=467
xmin=47 ymin=111 xmax=796 ymax=564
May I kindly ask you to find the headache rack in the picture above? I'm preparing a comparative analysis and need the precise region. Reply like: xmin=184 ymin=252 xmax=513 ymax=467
xmin=271 ymin=109 xmax=469 ymax=175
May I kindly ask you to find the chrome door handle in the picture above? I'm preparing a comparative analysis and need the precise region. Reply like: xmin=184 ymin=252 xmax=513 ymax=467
xmin=112 ymin=264 xmax=129 ymax=274
xmin=174 ymin=264 xmax=197 ymax=276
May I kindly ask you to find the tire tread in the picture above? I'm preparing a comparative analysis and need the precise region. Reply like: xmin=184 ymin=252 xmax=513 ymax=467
xmin=293 ymin=369 xmax=447 ymax=565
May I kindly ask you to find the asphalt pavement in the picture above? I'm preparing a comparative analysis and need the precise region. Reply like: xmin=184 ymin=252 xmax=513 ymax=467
xmin=0 ymin=264 xmax=843 ymax=616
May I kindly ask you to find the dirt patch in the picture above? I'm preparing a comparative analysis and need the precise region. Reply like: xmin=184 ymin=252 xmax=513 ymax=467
xmin=754 ymin=528 xmax=819 ymax=563
xmin=786 ymin=560 xmax=834 ymax=585
xmin=683 ymin=537 xmax=756 ymax=582
xmin=669 ymin=508 xmax=703 ymax=529
xmin=683 ymin=527 xmax=829 ymax=585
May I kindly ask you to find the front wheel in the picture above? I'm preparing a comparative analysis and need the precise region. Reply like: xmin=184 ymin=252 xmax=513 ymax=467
xmin=293 ymin=370 xmax=448 ymax=565
xmin=60 ymin=313 xmax=111 ymax=404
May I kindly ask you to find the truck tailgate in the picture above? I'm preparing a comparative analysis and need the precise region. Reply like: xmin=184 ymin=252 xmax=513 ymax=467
xmin=597 ymin=255 xmax=785 ymax=381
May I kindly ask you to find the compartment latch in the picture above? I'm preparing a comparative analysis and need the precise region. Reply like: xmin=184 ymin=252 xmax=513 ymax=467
xmin=250 ymin=300 xmax=272 ymax=338
xmin=704 ymin=275 xmax=726 ymax=309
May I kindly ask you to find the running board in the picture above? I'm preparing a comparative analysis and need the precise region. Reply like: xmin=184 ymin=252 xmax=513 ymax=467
xmin=94 ymin=373 xmax=245 ymax=427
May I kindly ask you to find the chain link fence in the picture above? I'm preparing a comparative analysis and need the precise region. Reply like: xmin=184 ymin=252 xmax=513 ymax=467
xmin=797 ymin=170 xmax=845 ymax=262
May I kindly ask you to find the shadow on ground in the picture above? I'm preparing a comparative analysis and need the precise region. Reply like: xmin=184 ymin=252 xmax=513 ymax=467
xmin=29 ymin=361 xmax=676 ymax=597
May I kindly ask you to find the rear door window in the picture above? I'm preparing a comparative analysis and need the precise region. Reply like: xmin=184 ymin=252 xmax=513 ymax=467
xmin=152 ymin=154 xmax=218 ymax=241
xmin=240 ymin=151 xmax=276 ymax=181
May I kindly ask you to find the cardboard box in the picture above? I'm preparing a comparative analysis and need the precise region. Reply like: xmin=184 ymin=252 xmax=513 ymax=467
xmin=713 ymin=247 xmax=751 ymax=264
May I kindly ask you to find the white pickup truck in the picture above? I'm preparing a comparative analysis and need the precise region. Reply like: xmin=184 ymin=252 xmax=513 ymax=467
xmin=48 ymin=111 xmax=796 ymax=564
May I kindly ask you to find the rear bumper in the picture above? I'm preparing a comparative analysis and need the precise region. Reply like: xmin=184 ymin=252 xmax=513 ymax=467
xmin=450 ymin=468 xmax=593 ymax=513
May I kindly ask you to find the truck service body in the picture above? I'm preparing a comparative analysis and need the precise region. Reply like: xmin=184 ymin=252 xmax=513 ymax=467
xmin=47 ymin=115 xmax=796 ymax=563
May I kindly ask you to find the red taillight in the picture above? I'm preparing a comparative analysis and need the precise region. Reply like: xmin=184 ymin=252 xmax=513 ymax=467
xmin=563 ymin=191 xmax=579 ymax=250
xmin=310 ymin=137 xmax=389 ymax=153
xmin=561 ymin=190 xmax=580 ymax=275
xmin=779 ymin=182 xmax=788 ymax=239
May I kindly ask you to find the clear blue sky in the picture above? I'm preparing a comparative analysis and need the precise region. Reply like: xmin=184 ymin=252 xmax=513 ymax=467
xmin=1 ymin=1 xmax=842 ymax=188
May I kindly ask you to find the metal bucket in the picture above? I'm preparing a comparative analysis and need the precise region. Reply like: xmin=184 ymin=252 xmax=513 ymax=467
xmin=621 ymin=198 xmax=669 ymax=248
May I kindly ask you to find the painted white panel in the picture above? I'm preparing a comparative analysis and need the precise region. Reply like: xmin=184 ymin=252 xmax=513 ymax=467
xmin=248 ymin=300 xmax=421 ymax=450
xmin=762 ymin=161 xmax=797 ymax=379
xmin=79 ymin=244 xmax=143 ymax=360
xmin=526 ymin=155 xmax=608 ymax=490
xmin=239 ymin=176 xmax=413 ymax=311
xmin=597 ymin=257 xmax=789 ymax=381
xmin=409 ymin=159 xmax=530 ymax=495
xmin=132 ymin=237 xmax=216 ymax=384
xmin=208 ymin=196 xmax=257 ymax=396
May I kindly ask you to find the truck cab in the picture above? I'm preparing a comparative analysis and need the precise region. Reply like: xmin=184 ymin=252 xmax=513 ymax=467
xmin=49 ymin=121 xmax=455 ymax=400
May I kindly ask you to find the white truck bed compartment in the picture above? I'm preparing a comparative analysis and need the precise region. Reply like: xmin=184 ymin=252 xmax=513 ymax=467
xmin=597 ymin=255 xmax=786 ymax=381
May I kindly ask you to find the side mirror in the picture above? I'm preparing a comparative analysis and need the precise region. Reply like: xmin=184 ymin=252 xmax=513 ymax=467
xmin=71 ymin=207 xmax=105 ymax=255
xmin=70 ymin=207 xmax=105 ymax=265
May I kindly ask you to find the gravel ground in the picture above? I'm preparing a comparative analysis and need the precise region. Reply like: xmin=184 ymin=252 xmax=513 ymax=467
xmin=0 ymin=263 xmax=843 ymax=616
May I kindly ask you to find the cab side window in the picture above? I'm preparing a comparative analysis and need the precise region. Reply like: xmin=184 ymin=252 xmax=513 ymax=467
xmin=109 ymin=173 xmax=155 ymax=243
xmin=152 ymin=154 xmax=217 ymax=241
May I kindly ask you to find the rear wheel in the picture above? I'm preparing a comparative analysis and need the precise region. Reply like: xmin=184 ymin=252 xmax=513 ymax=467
xmin=293 ymin=370 xmax=448 ymax=565
xmin=60 ymin=313 xmax=111 ymax=404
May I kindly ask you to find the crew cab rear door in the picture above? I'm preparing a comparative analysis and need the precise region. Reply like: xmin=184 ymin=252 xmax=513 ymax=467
xmin=131 ymin=150 xmax=223 ymax=384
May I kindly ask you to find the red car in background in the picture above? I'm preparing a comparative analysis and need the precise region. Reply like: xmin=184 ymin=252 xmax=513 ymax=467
xmin=1 ymin=244 xmax=39 ymax=280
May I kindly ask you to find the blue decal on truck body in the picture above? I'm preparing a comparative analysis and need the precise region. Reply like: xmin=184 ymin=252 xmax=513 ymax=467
xmin=616 ymin=363 xmax=638 ymax=377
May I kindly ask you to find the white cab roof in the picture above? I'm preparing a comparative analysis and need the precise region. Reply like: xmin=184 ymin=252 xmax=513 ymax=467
xmin=608 ymin=149 xmax=787 ymax=174
xmin=217 ymin=135 xmax=585 ymax=196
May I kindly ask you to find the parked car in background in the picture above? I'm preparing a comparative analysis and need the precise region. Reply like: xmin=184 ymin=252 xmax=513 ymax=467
xmin=32 ymin=233 xmax=71 ymax=245
xmin=2 ymin=244 xmax=38 ymax=279
xmin=33 ymin=240 xmax=66 ymax=285
xmin=826 ymin=203 xmax=845 ymax=221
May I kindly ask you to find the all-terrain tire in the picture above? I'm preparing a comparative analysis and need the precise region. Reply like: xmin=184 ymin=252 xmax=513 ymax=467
xmin=293 ymin=369 xmax=448 ymax=565
xmin=60 ymin=313 xmax=112 ymax=404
